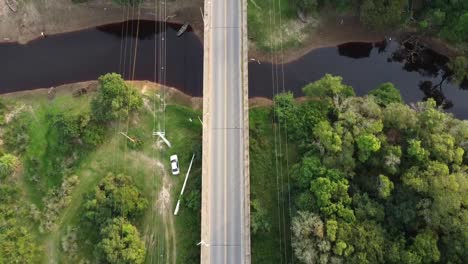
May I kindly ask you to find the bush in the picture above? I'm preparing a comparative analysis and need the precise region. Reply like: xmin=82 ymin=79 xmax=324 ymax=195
xmin=98 ymin=217 xmax=146 ymax=264
xmin=0 ymin=154 xmax=18 ymax=179
xmin=369 ymin=82 xmax=403 ymax=106
xmin=83 ymin=173 xmax=148 ymax=226
xmin=112 ymin=0 xmax=144 ymax=6
xmin=41 ymin=175 xmax=79 ymax=232
xmin=449 ymin=56 xmax=468 ymax=84
xmin=251 ymin=199 xmax=271 ymax=235
xmin=3 ymin=112 xmax=30 ymax=154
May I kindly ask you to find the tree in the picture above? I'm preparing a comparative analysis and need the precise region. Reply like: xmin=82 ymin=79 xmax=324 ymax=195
xmin=377 ymin=175 xmax=394 ymax=199
xmin=341 ymin=221 xmax=386 ymax=264
xmin=284 ymin=79 xmax=468 ymax=263
xmin=442 ymin=12 xmax=468 ymax=43
xmin=91 ymin=73 xmax=143 ymax=122
xmin=411 ymin=230 xmax=440 ymax=264
xmin=310 ymin=176 xmax=355 ymax=221
xmin=314 ymin=121 xmax=342 ymax=153
xmin=251 ymin=199 xmax=271 ymax=235
xmin=291 ymin=211 xmax=340 ymax=264
xmin=98 ymin=217 xmax=146 ymax=264
xmin=294 ymin=155 xmax=326 ymax=190
xmin=360 ymin=0 xmax=407 ymax=30
xmin=356 ymin=134 xmax=381 ymax=162
xmin=303 ymin=74 xmax=355 ymax=109
xmin=352 ymin=193 xmax=385 ymax=222
xmin=369 ymin=83 xmax=403 ymax=106
xmin=383 ymin=145 xmax=402 ymax=175
xmin=0 ymin=154 xmax=18 ymax=179
xmin=273 ymin=92 xmax=297 ymax=124
xmin=294 ymin=0 xmax=318 ymax=12
xmin=449 ymin=56 xmax=468 ymax=84
xmin=407 ymin=139 xmax=429 ymax=163
xmin=383 ymin=103 xmax=417 ymax=132
xmin=84 ymin=174 xmax=148 ymax=226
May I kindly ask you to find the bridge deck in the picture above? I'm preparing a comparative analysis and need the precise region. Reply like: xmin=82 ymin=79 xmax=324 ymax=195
xmin=201 ymin=0 xmax=250 ymax=263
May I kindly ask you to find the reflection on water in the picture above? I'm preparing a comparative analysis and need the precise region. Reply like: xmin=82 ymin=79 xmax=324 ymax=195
xmin=249 ymin=39 xmax=468 ymax=118
xmin=0 ymin=20 xmax=203 ymax=96
xmin=338 ymin=42 xmax=373 ymax=59
xmin=0 ymin=21 xmax=466 ymax=118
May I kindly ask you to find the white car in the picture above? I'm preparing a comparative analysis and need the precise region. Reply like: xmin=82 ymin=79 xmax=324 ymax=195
xmin=170 ymin=155 xmax=180 ymax=175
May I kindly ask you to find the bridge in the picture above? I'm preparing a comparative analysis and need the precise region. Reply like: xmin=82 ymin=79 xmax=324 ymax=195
xmin=200 ymin=0 xmax=250 ymax=263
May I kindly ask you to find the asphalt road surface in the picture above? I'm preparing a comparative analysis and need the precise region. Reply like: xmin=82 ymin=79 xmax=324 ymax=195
xmin=201 ymin=0 xmax=248 ymax=263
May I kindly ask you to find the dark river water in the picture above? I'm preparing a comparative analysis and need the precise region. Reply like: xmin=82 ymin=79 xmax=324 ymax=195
xmin=1 ymin=20 xmax=467 ymax=118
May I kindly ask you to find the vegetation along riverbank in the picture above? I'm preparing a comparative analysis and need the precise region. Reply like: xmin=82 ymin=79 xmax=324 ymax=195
xmin=250 ymin=74 xmax=468 ymax=263
xmin=0 ymin=74 xmax=202 ymax=263
xmin=1 ymin=71 xmax=467 ymax=263
xmin=248 ymin=0 xmax=468 ymax=79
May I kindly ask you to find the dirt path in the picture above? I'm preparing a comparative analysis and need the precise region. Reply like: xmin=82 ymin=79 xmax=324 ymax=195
xmin=138 ymin=150 xmax=177 ymax=264
xmin=154 ymin=160 xmax=177 ymax=264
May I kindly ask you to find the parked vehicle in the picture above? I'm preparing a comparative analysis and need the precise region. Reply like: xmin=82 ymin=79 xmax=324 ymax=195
xmin=170 ymin=155 xmax=180 ymax=175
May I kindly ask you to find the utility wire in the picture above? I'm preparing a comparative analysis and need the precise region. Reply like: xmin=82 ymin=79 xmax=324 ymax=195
xmin=277 ymin=0 xmax=294 ymax=263
xmin=267 ymin=0 xmax=284 ymax=262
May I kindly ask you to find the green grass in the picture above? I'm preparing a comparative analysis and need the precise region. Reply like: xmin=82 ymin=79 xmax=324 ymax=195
xmin=2 ymin=87 xmax=203 ymax=264
xmin=3 ymin=86 xmax=301 ymax=263
xmin=164 ymin=105 xmax=203 ymax=264
xmin=13 ymin=91 xmax=94 ymax=207
xmin=249 ymin=107 xmax=297 ymax=264
xmin=248 ymin=0 xmax=306 ymax=51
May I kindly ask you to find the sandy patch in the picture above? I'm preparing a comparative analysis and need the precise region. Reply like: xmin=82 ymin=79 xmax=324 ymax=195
xmin=156 ymin=183 xmax=171 ymax=213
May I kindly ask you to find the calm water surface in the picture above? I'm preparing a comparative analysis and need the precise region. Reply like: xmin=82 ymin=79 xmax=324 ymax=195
xmin=1 ymin=20 xmax=467 ymax=118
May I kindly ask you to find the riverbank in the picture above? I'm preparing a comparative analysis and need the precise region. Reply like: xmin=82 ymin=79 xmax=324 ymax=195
xmin=0 ymin=76 xmax=204 ymax=263
xmin=1 ymin=0 xmax=462 ymax=63
xmin=0 ymin=80 xmax=278 ymax=109
xmin=1 ymin=80 xmax=204 ymax=109
xmin=249 ymin=14 xmax=384 ymax=64
xmin=0 ymin=0 xmax=204 ymax=44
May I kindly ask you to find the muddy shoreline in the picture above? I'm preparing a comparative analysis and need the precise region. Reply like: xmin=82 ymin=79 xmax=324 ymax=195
xmin=0 ymin=80 xmax=274 ymax=108
xmin=1 ymin=0 xmax=461 ymax=63
xmin=0 ymin=0 xmax=204 ymax=45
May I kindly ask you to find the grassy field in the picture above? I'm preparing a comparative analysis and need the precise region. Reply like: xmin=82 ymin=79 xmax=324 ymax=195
xmin=249 ymin=107 xmax=297 ymax=264
xmin=0 ymin=84 xmax=202 ymax=264
xmin=248 ymin=0 xmax=312 ymax=52
xmin=2 ymin=83 xmax=300 ymax=263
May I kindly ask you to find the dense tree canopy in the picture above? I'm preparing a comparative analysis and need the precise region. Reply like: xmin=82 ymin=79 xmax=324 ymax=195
xmin=275 ymin=75 xmax=468 ymax=263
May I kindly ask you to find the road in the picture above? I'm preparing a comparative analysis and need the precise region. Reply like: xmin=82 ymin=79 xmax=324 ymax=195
xmin=201 ymin=0 xmax=250 ymax=263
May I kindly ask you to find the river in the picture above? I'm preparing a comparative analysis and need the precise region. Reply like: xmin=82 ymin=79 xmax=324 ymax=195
xmin=1 ymin=20 xmax=467 ymax=118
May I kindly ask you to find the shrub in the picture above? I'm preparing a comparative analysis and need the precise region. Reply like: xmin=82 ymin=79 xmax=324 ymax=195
xmin=0 ymin=154 xmax=19 ymax=179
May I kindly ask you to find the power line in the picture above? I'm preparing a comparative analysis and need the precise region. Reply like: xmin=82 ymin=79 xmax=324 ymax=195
xmin=267 ymin=0 xmax=284 ymax=262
